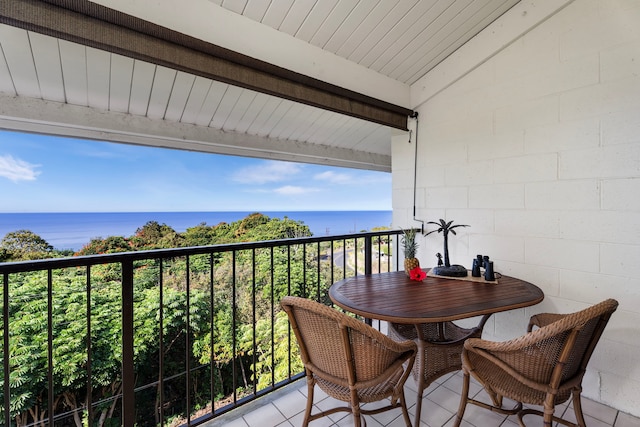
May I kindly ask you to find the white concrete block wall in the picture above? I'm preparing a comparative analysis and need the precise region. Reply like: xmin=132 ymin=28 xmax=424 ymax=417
xmin=395 ymin=0 xmax=640 ymax=416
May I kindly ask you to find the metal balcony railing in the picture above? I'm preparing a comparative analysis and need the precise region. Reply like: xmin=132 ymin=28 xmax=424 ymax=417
xmin=1 ymin=230 xmax=403 ymax=427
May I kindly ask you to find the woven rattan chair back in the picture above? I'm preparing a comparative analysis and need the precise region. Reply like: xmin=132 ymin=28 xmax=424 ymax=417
xmin=454 ymin=298 xmax=618 ymax=427
xmin=280 ymin=296 xmax=417 ymax=427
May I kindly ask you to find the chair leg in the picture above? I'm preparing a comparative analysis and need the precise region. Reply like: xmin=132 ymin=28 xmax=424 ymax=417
xmin=542 ymin=396 xmax=556 ymax=427
xmin=413 ymin=339 xmax=426 ymax=426
xmin=303 ymin=376 xmax=314 ymax=427
xmin=572 ymin=387 xmax=587 ymax=427
xmin=414 ymin=386 xmax=424 ymax=426
xmin=453 ymin=370 xmax=471 ymax=427
xmin=350 ymin=388 xmax=363 ymax=427
xmin=399 ymin=389 xmax=412 ymax=427
xmin=352 ymin=412 xmax=363 ymax=427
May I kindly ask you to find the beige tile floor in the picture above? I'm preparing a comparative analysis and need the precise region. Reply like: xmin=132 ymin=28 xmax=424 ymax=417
xmin=205 ymin=371 xmax=640 ymax=427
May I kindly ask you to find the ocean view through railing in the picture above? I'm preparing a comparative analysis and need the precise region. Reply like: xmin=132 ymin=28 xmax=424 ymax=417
xmin=1 ymin=230 xmax=402 ymax=427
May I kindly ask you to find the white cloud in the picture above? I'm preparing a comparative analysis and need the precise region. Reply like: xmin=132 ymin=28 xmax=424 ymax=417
xmin=273 ymin=185 xmax=307 ymax=195
xmin=0 ymin=155 xmax=40 ymax=182
xmin=313 ymin=170 xmax=352 ymax=184
xmin=232 ymin=160 xmax=303 ymax=184
xmin=249 ymin=185 xmax=321 ymax=196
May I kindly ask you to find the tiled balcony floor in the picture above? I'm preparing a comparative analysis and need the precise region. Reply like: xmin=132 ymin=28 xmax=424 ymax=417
xmin=205 ymin=371 xmax=640 ymax=427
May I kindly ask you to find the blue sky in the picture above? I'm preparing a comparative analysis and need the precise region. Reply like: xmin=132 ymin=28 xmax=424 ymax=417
xmin=0 ymin=130 xmax=391 ymax=212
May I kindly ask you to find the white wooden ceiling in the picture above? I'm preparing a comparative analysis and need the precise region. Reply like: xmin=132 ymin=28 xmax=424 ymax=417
xmin=213 ymin=0 xmax=517 ymax=86
xmin=0 ymin=0 xmax=520 ymax=171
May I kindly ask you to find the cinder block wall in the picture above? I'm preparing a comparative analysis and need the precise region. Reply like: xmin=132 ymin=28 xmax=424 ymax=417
xmin=394 ymin=0 xmax=640 ymax=415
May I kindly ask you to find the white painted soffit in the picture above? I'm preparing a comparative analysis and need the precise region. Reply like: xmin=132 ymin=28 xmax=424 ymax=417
xmin=411 ymin=0 xmax=575 ymax=106
xmin=0 ymin=92 xmax=394 ymax=172
xmin=92 ymin=0 xmax=412 ymax=108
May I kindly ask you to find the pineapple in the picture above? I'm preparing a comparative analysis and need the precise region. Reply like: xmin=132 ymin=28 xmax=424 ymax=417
xmin=401 ymin=228 xmax=420 ymax=275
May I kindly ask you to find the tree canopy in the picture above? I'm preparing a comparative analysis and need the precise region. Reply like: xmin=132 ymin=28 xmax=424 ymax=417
xmin=0 ymin=229 xmax=55 ymax=261
xmin=0 ymin=213 xmax=327 ymax=427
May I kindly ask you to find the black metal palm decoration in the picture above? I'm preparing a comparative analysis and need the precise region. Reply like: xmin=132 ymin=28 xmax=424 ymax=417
xmin=426 ymin=219 xmax=469 ymax=276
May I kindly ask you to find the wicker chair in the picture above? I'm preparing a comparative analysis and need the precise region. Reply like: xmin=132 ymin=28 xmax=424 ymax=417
xmin=453 ymin=299 xmax=618 ymax=427
xmin=388 ymin=316 xmax=490 ymax=423
xmin=280 ymin=296 xmax=417 ymax=427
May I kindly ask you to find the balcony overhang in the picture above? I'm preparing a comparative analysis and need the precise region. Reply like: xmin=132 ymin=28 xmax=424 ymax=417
xmin=0 ymin=0 xmax=412 ymax=131
xmin=0 ymin=0 xmax=525 ymax=172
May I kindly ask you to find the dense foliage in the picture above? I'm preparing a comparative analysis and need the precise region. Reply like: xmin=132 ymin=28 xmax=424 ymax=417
xmin=0 ymin=213 xmax=342 ymax=426
xmin=0 ymin=229 xmax=65 ymax=261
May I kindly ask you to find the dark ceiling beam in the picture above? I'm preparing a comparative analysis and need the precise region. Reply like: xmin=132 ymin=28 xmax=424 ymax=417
xmin=1 ymin=0 xmax=412 ymax=130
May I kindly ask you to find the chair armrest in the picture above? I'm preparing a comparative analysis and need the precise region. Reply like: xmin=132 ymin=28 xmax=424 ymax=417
xmin=464 ymin=313 xmax=571 ymax=354
xmin=527 ymin=313 xmax=567 ymax=332
xmin=463 ymin=335 xmax=557 ymax=394
xmin=463 ymin=336 xmax=521 ymax=354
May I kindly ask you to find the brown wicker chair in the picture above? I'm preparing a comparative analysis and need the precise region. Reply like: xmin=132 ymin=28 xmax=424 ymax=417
xmin=388 ymin=316 xmax=490 ymax=423
xmin=453 ymin=299 xmax=618 ymax=427
xmin=280 ymin=296 xmax=417 ymax=427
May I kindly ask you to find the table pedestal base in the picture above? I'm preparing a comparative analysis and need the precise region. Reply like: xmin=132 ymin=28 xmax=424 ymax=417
xmin=388 ymin=315 xmax=491 ymax=425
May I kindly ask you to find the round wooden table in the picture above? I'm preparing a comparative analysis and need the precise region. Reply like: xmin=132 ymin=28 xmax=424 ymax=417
xmin=329 ymin=270 xmax=544 ymax=425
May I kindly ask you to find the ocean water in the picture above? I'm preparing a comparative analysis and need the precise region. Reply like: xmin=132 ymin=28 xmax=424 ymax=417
xmin=0 ymin=211 xmax=392 ymax=251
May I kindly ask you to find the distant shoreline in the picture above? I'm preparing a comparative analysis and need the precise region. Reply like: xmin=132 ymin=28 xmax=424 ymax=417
xmin=0 ymin=210 xmax=392 ymax=217
xmin=0 ymin=210 xmax=392 ymax=251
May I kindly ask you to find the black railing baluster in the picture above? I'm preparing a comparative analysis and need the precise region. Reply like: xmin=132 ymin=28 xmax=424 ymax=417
xmin=86 ymin=266 xmax=93 ymax=427
xmin=287 ymin=245 xmax=291 ymax=297
xmin=330 ymin=240 xmax=335 ymax=285
xmin=231 ymin=250 xmax=237 ymax=405
xmin=396 ymin=233 xmax=401 ymax=270
xmin=376 ymin=235 xmax=381 ymax=273
xmin=47 ymin=269 xmax=54 ymax=427
xmin=302 ymin=243 xmax=307 ymax=297
xmin=316 ymin=241 xmax=321 ymax=301
xmin=122 ymin=259 xmax=135 ymax=427
xmin=251 ymin=248 xmax=257 ymax=396
xmin=208 ymin=254 xmax=215 ymax=416
xmin=270 ymin=246 xmax=275 ymax=387
xmin=3 ymin=273 xmax=9 ymax=427
xmin=185 ymin=256 xmax=191 ymax=425
xmin=354 ymin=237 xmax=358 ymax=275
xmin=287 ymin=245 xmax=292 ymax=378
xmin=159 ymin=258 xmax=165 ymax=425
xmin=364 ymin=235 xmax=372 ymax=275
xmin=342 ymin=238 xmax=347 ymax=279
xmin=385 ymin=233 xmax=390 ymax=272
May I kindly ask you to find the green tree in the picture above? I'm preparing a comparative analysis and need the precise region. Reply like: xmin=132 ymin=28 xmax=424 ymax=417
xmin=0 ymin=265 xmax=215 ymax=427
xmin=0 ymin=230 xmax=54 ymax=260
xmin=1 ymin=270 xmax=123 ymax=426
xmin=129 ymin=221 xmax=185 ymax=250
xmin=183 ymin=222 xmax=222 ymax=247
xmin=238 ymin=310 xmax=303 ymax=391
xmin=75 ymin=236 xmax=131 ymax=255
